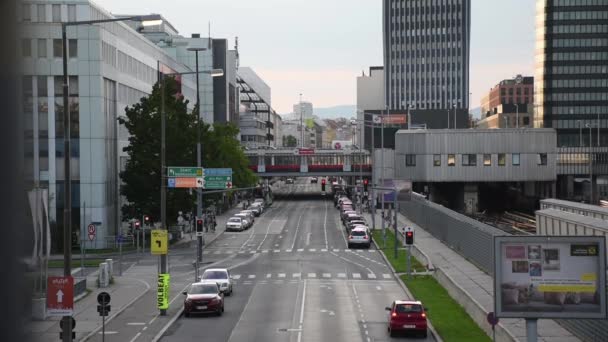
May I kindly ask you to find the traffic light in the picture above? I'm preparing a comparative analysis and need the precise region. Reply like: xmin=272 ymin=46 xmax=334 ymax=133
xmin=196 ymin=218 xmax=203 ymax=233
xmin=144 ymin=215 xmax=149 ymax=223
xmin=363 ymin=179 xmax=369 ymax=192
xmin=321 ymin=179 xmax=326 ymax=192
xmin=405 ymin=231 xmax=414 ymax=245
xmin=134 ymin=220 xmax=141 ymax=230
xmin=59 ymin=317 xmax=76 ymax=340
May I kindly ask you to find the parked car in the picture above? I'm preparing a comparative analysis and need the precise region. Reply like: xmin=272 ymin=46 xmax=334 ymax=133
xmin=385 ymin=300 xmax=428 ymax=338
xmin=240 ymin=210 xmax=256 ymax=223
xmin=200 ymin=268 xmax=234 ymax=295
xmin=347 ymin=219 xmax=367 ymax=232
xmin=348 ymin=227 xmax=371 ymax=248
xmin=341 ymin=210 xmax=357 ymax=222
xmin=234 ymin=213 xmax=252 ymax=228
xmin=226 ymin=217 xmax=245 ymax=232
xmin=248 ymin=203 xmax=263 ymax=216
xmin=344 ymin=213 xmax=364 ymax=227
xmin=182 ymin=282 xmax=224 ymax=317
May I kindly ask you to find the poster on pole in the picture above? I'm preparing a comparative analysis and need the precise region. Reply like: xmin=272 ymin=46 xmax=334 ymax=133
xmin=494 ymin=236 xmax=606 ymax=319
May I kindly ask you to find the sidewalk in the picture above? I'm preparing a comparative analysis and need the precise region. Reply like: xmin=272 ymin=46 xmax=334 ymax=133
xmin=363 ymin=211 xmax=580 ymax=342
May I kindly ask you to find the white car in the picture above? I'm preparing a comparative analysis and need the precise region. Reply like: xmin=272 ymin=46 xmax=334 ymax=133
xmin=234 ymin=213 xmax=252 ymax=228
xmin=348 ymin=227 xmax=371 ymax=249
xmin=226 ymin=217 xmax=245 ymax=232
xmin=240 ymin=210 xmax=256 ymax=224
xmin=200 ymin=268 xmax=233 ymax=295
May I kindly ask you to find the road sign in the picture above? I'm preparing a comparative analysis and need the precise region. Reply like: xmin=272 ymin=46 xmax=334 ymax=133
xmin=297 ymin=148 xmax=315 ymax=155
xmin=203 ymin=175 xmax=232 ymax=189
xmin=87 ymin=224 xmax=96 ymax=241
xmin=167 ymin=167 xmax=203 ymax=177
xmin=170 ymin=177 xmax=198 ymax=188
xmin=47 ymin=276 xmax=74 ymax=316
xmin=204 ymin=168 xmax=232 ymax=176
xmin=196 ymin=177 xmax=205 ymax=188
xmin=151 ymin=229 xmax=168 ymax=255
xmin=157 ymin=273 xmax=170 ymax=310
xmin=97 ymin=292 xmax=111 ymax=305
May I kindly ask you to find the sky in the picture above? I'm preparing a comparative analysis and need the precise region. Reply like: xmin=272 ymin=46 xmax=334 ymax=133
xmin=95 ymin=0 xmax=536 ymax=115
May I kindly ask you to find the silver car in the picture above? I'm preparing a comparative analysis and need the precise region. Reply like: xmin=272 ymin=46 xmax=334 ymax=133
xmin=200 ymin=268 xmax=233 ymax=295
xmin=240 ymin=210 xmax=255 ymax=224
xmin=347 ymin=227 xmax=371 ymax=249
xmin=234 ymin=213 xmax=252 ymax=228
xmin=226 ymin=217 xmax=245 ymax=232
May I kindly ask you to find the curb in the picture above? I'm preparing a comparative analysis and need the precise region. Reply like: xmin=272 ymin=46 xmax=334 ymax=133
xmin=372 ymin=239 xmax=444 ymax=342
xmin=151 ymin=308 xmax=184 ymax=342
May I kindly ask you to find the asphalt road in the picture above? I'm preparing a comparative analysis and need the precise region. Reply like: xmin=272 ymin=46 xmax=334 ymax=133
xmin=158 ymin=178 xmax=435 ymax=342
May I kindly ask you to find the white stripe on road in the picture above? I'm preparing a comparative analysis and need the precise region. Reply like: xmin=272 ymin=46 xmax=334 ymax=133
xmin=323 ymin=273 xmax=331 ymax=278
xmin=274 ymin=249 xmax=280 ymax=253
xmin=337 ymin=273 xmax=346 ymax=278
xmin=333 ymin=249 xmax=340 ymax=252
xmin=203 ymin=251 xmax=211 ymax=255
xmin=353 ymin=273 xmax=361 ymax=279
xmin=292 ymin=273 xmax=301 ymax=278
xmin=309 ymin=248 xmax=316 ymax=252
xmin=321 ymin=249 xmax=327 ymax=252
xmin=367 ymin=273 xmax=376 ymax=279
xmin=266 ymin=273 xmax=272 ymax=278
xmin=278 ymin=273 xmax=286 ymax=278
xmin=382 ymin=274 xmax=392 ymax=279
xmin=248 ymin=274 xmax=256 ymax=279
xmin=286 ymin=249 xmax=292 ymax=253
xmin=213 ymin=251 xmax=221 ymax=254
xmin=307 ymin=273 xmax=316 ymax=278
xmin=297 ymin=248 xmax=304 ymax=252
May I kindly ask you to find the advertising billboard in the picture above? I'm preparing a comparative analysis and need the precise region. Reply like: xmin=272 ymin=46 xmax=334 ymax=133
xmin=494 ymin=236 xmax=606 ymax=319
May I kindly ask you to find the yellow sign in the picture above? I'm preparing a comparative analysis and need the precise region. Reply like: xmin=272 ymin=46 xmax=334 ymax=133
xmin=157 ymin=273 xmax=170 ymax=309
xmin=151 ymin=229 xmax=168 ymax=255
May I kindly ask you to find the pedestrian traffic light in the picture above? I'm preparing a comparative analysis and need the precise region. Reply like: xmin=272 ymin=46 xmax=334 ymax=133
xmin=405 ymin=230 xmax=414 ymax=245
xmin=196 ymin=218 xmax=203 ymax=233
xmin=134 ymin=220 xmax=141 ymax=230
xmin=363 ymin=179 xmax=369 ymax=192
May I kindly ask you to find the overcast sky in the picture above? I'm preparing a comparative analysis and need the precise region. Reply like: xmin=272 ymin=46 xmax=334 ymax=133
xmin=95 ymin=0 xmax=535 ymax=114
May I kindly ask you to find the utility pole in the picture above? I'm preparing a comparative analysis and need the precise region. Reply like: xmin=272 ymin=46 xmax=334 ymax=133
xmin=299 ymin=93 xmax=304 ymax=148
xmin=159 ymin=71 xmax=168 ymax=316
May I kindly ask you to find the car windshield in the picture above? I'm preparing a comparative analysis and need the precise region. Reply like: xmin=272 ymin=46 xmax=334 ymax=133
xmin=189 ymin=284 xmax=218 ymax=294
xmin=202 ymin=271 xmax=228 ymax=280
xmin=228 ymin=218 xmax=241 ymax=223
xmin=351 ymin=230 xmax=367 ymax=236
xmin=396 ymin=304 xmax=423 ymax=313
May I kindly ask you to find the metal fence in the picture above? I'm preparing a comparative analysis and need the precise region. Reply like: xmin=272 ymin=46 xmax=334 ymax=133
xmin=399 ymin=192 xmax=608 ymax=342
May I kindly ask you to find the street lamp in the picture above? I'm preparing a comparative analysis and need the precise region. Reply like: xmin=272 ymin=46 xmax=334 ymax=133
xmin=60 ymin=14 xmax=161 ymax=340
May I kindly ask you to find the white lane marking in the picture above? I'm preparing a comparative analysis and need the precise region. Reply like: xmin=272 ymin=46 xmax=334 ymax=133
xmin=127 ymin=322 xmax=146 ymax=326
xmin=249 ymin=251 xmax=256 ymax=254
xmin=243 ymin=281 xmax=253 ymax=285
xmin=376 ymin=286 xmax=382 ymax=291
xmin=297 ymin=248 xmax=304 ymax=252
xmin=333 ymin=249 xmax=340 ymax=252
xmin=323 ymin=199 xmax=329 ymax=249
xmin=309 ymin=248 xmax=316 ymax=252
xmin=367 ymin=273 xmax=376 ymax=279
xmin=305 ymin=232 xmax=311 ymax=246
xmin=369 ymin=250 xmax=376 ymax=253
xmin=274 ymin=249 xmax=280 ymax=253
xmin=128 ymin=332 xmax=141 ymax=342
xmin=213 ymin=251 xmax=221 ymax=255
xmin=275 ymin=244 xmax=279 ymax=247
xmin=307 ymin=273 xmax=316 ymax=278
xmin=262 ymin=249 xmax=269 ymax=253
xmin=323 ymin=273 xmax=331 ymax=278
xmin=290 ymin=212 xmax=304 ymax=250
xmin=337 ymin=273 xmax=346 ymax=278
xmin=297 ymin=280 xmax=307 ymax=342
xmin=321 ymin=249 xmax=327 ymax=252
xmin=232 ymin=275 xmax=241 ymax=280
xmin=278 ymin=273 xmax=286 ymax=278
xmin=266 ymin=273 xmax=272 ymax=278
xmin=292 ymin=273 xmax=301 ymax=278
xmin=286 ymin=249 xmax=293 ymax=253
xmin=353 ymin=273 xmax=361 ymax=279
xmin=383 ymin=274 xmax=392 ymax=279
xmin=248 ymin=274 xmax=256 ymax=279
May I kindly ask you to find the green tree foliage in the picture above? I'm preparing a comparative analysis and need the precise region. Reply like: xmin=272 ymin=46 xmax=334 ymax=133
xmin=119 ymin=77 xmax=256 ymax=224
xmin=284 ymin=135 xmax=297 ymax=147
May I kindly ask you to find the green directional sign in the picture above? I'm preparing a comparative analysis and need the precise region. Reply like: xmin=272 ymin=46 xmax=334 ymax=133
xmin=167 ymin=167 xmax=203 ymax=177
xmin=204 ymin=175 xmax=232 ymax=189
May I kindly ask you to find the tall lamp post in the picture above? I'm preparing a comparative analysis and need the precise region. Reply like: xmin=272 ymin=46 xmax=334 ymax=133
xmin=61 ymin=14 xmax=162 ymax=341
xmin=159 ymin=67 xmax=223 ymax=316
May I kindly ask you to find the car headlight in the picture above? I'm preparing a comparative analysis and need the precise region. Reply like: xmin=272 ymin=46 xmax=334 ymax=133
xmin=223 ymin=282 xmax=229 ymax=287
xmin=210 ymin=298 xmax=220 ymax=304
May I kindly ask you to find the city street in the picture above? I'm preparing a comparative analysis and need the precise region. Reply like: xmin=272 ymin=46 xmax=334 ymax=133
xmin=159 ymin=179 xmax=435 ymax=342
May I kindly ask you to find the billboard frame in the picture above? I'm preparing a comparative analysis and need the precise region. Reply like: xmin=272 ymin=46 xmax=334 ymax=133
xmin=494 ymin=235 xmax=607 ymax=319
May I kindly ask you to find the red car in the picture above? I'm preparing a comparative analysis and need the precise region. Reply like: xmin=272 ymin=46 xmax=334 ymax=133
xmin=386 ymin=300 xmax=428 ymax=338
xmin=183 ymin=282 xmax=225 ymax=317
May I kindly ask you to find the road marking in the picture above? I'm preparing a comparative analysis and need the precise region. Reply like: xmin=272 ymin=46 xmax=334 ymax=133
xmin=262 ymin=249 xmax=269 ymax=253
xmin=249 ymin=251 xmax=256 ymax=254
xmin=323 ymin=198 xmax=329 ymax=249
xmin=367 ymin=273 xmax=376 ymax=279
xmin=248 ymin=274 xmax=256 ymax=279
xmin=376 ymin=286 xmax=382 ymax=291
xmin=309 ymin=248 xmax=316 ymax=252
xmin=238 ymin=251 xmax=246 ymax=254
xmin=353 ymin=273 xmax=361 ymax=279
xmin=369 ymin=250 xmax=376 ymax=253
xmin=274 ymin=249 xmax=280 ymax=253
xmin=321 ymin=248 xmax=327 ymax=252
xmin=337 ymin=273 xmax=346 ymax=278
xmin=290 ymin=212 xmax=304 ymax=250
xmin=307 ymin=273 xmax=316 ymax=278
xmin=226 ymin=250 xmax=234 ymax=254
xmin=266 ymin=273 xmax=272 ymax=278
xmin=297 ymin=280 xmax=307 ymax=342
xmin=278 ymin=273 xmax=286 ymax=278
xmin=305 ymin=232 xmax=311 ymax=246
xmin=232 ymin=275 xmax=241 ymax=279
xmin=297 ymin=248 xmax=304 ymax=252
xmin=213 ymin=251 xmax=221 ymax=254
xmin=293 ymin=273 xmax=301 ymax=278
xmin=243 ymin=281 xmax=253 ymax=285
xmin=383 ymin=274 xmax=392 ymax=279
xmin=323 ymin=273 xmax=331 ymax=278
xmin=275 ymin=244 xmax=279 ymax=247
xmin=286 ymin=249 xmax=292 ymax=253
xmin=333 ymin=249 xmax=340 ymax=252
xmin=127 ymin=322 xmax=146 ymax=326
xmin=128 ymin=332 xmax=141 ymax=342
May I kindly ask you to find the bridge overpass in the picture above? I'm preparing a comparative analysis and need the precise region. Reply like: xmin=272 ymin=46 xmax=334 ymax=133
xmin=245 ymin=148 xmax=372 ymax=177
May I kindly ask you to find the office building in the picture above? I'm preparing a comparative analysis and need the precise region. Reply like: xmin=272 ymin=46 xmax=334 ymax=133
xmin=383 ymin=0 xmax=471 ymax=127
xmin=478 ymin=75 xmax=534 ymax=129
xmin=293 ymin=101 xmax=313 ymax=120
xmin=535 ymin=0 xmax=608 ymax=202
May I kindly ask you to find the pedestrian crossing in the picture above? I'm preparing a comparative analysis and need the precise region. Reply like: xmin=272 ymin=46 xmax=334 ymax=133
xmin=228 ymin=272 xmax=393 ymax=282
xmin=202 ymin=248 xmax=380 ymax=255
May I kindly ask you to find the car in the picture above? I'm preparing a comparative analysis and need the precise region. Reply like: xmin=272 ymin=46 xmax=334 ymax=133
xmin=344 ymin=213 xmax=364 ymax=227
xmin=200 ymin=268 xmax=234 ymax=296
xmin=341 ymin=210 xmax=357 ymax=222
xmin=311 ymin=177 xmax=318 ymax=183
xmin=182 ymin=282 xmax=224 ymax=317
xmin=348 ymin=227 xmax=371 ymax=248
xmin=286 ymin=178 xmax=294 ymax=184
xmin=385 ymin=300 xmax=428 ymax=338
xmin=226 ymin=217 xmax=245 ymax=232
xmin=347 ymin=219 xmax=367 ymax=232
xmin=248 ymin=203 xmax=263 ymax=216
xmin=234 ymin=213 xmax=252 ymax=228
xmin=240 ymin=210 xmax=256 ymax=223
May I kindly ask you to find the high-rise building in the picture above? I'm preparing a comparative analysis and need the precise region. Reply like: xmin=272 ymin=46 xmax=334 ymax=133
xmin=293 ymin=102 xmax=313 ymax=120
xmin=383 ymin=0 xmax=471 ymax=127
xmin=534 ymin=0 xmax=608 ymax=145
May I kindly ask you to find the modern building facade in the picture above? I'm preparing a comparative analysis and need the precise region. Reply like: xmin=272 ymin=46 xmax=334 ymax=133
xmin=479 ymin=75 xmax=534 ymax=128
xmin=535 ymin=0 xmax=608 ymax=203
xmin=383 ymin=0 xmax=471 ymax=127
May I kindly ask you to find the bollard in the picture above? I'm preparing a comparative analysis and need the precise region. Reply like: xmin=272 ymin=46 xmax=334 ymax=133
xmin=98 ymin=262 xmax=109 ymax=288
xmin=105 ymin=259 xmax=113 ymax=277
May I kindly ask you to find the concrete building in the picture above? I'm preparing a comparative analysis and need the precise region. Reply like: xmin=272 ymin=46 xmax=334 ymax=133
xmin=383 ymin=0 xmax=470 ymax=127
xmin=394 ymin=129 xmax=557 ymax=214
xmin=357 ymin=66 xmax=384 ymax=150
xmin=20 ymin=0 xmax=199 ymax=247
xmin=293 ymin=101 xmax=313 ymax=120
xmin=534 ymin=0 xmax=608 ymax=203
xmin=478 ymin=75 xmax=534 ymax=129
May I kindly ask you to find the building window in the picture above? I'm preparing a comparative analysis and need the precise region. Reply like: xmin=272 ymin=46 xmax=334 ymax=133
xmin=53 ymin=39 xmax=62 ymax=58
xmin=22 ymin=39 xmax=31 ymax=57
xmin=538 ymin=153 xmax=547 ymax=166
xmin=462 ymin=154 xmax=477 ymax=166
xmin=68 ymin=4 xmax=76 ymax=22
xmin=69 ymin=39 xmax=77 ymax=58
xmin=498 ymin=153 xmax=506 ymax=166
xmin=37 ymin=39 xmax=47 ymax=58
xmin=483 ymin=154 xmax=492 ymax=166
xmin=523 ymin=117 xmax=530 ymax=126
xmin=433 ymin=154 xmax=441 ymax=166
xmin=405 ymin=154 xmax=416 ymax=167
xmin=52 ymin=4 xmax=61 ymax=22
xmin=22 ymin=4 xmax=31 ymax=22
xmin=512 ymin=153 xmax=520 ymax=166
xmin=448 ymin=154 xmax=456 ymax=166
xmin=36 ymin=4 xmax=45 ymax=22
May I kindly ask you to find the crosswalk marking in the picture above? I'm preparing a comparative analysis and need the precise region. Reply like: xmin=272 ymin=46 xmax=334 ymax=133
xmin=230 ymin=272 xmax=393 ymax=281
xmin=333 ymin=249 xmax=340 ymax=252
xmin=238 ymin=251 xmax=246 ymax=254
xmin=226 ymin=250 xmax=234 ymax=254
xmin=383 ymin=274 xmax=392 ymax=279
xmin=309 ymin=248 xmax=316 ymax=252
xmin=321 ymin=249 xmax=328 ymax=252
xmin=338 ymin=273 xmax=346 ymax=278
xmin=292 ymin=273 xmax=301 ymax=278
xmin=297 ymin=248 xmax=304 ymax=252
xmin=262 ymin=250 xmax=269 ymax=253
xmin=323 ymin=273 xmax=331 ymax=278
xmin=278 ymin=273 xmax=286 ymax=278
xmin=369 ymin=250 xmax=376 ymax=253
xmin=367 ymin=273 xmax=376 ymax=279
xmin=249 ymin=251 xmax=257 ymax=254
xmin=274 ymin=249 xmax=280 ymax=253
xmin=353 ymin=273 xmax=361 ymax=279
xmin=266 ymin=273 xmax=272 ymax=278
xmin=307 ymin=273 xmax=316 ymax=278
xmin=232 ymin=275 xmax=241 ymax=280
xmin=286 ymin=249 xmax=292 ymax=253
xmin=248 ymin=274 xmax=256 ymax=279
xmin=213 ymin=251 xmax=221 ymax=254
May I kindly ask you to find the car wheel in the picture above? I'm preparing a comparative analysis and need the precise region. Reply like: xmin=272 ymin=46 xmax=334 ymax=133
xmin=422 ymin=330 xmax=427 ymax=338
xmin=217 ymin=309 xmax=222 ymax=316
xmin=184 ymin=311 xmax=190 ymax=318
xmin=389 ymin=329 xmax=396 ymax=338
xmin=347 ymin=243 xmax=351 ymax=249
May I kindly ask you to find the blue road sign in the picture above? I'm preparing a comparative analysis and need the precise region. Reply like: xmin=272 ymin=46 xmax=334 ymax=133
xmin=168 ymin=178 xmax=176 ymax=188
xmin=204 ymin=168 xmax=232 ymax=176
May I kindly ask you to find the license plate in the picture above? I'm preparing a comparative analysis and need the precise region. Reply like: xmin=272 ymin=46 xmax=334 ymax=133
xmin=196 ymin=306 xmax=207 ymax=310
xmin=403 ymin=324 xmax=416 ymax=329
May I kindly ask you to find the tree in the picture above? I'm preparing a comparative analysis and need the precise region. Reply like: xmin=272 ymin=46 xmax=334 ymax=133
xmin=284 ymin=135 xmax=297 ymax=147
